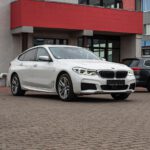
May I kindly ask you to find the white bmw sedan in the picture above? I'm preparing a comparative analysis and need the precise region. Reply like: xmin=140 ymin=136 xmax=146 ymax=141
xmin=8 ymin=45 xmax=136 ymax=101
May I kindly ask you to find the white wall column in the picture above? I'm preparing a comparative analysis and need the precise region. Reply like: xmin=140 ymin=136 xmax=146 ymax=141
xmin=0 ymin=0 xmax=22 ymax=73
xmin=28 ymin=34 xmax=33 ymax=48
xmin=69 ymin=34 xmax=78 ymax=46
xmin=120 ymin=34 xmax=142 ymax=60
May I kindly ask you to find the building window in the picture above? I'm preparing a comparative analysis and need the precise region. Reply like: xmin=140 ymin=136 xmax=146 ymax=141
xmin=89 ymin=0 xmax=101 ymax=6
xmin=79 ymin=0 xmax=88 ymax=4
xmin=79 ymin=0 xmax=123 ymax=9
xmin=142 ymin=40 xmax=150 ymax=47
xmin=103 ymin=0 xmax=115 ymax=8
xmin=34 ymin=38 xmax=68 ymax=46
xmin=143 ymin=49 xmax=150 ymax=56
xmin=144 ymin=25 xmax=150 ymax=35
xmin=135 ymin=0 xmax=142 ymax=11
xmin=78 ymin=36 xmax=120 ymax=62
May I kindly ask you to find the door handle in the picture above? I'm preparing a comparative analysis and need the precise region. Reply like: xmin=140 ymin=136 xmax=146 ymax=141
xmin=33 ymin=64 xmax=37 ymax=67
xmin=19 ymin=63 xmax=23 ymax=66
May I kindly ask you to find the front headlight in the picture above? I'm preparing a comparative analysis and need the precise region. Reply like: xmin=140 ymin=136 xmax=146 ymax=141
xmin=128 ymin=69 xmax=134 ymax=76
xmin=72 ymin=67 xmax=97 ymax=76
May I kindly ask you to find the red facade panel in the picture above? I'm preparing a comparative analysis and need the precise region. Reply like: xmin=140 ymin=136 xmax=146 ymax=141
xmin=11 ymin=0 xmax=143 ymax=34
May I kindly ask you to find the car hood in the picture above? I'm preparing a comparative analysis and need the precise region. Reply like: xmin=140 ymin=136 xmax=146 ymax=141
xmin=56 ymin=59 xmax=130 ymax=70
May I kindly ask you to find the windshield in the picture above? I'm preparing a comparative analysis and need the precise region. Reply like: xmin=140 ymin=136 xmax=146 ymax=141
xmin=49 ymin=47 xmax=100 ymax=60
xmin=122 ymin=59 xmax=140 ymax=67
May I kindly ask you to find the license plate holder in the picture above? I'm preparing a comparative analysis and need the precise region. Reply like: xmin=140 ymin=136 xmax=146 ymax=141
xmin=107 ymin=80 xmax=125 ymax=86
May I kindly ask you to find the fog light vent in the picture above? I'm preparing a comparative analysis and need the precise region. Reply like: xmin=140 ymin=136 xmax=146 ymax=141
xmin=129 ymin=83 xmax=136 ymax=90
xmin=81 ymin=83 xmax=97 ymax=90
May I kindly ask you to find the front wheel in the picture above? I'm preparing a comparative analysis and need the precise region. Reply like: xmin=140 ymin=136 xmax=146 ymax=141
xmin=56 ymin=73 xmax=75 ymax=101
xmin=111 ymin=93 xmax=131 ymax=100
xmin=11 ymin=74 xmax=25 ymax=96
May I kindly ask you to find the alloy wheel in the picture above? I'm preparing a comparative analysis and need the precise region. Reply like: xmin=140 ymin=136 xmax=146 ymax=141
xmin=11 ymin=75 xmax=19 ymax=95
xmin=11 ymin=74 xmax=25 ymax=96
xmin=58 ymin=76 xmax=70 ymax=100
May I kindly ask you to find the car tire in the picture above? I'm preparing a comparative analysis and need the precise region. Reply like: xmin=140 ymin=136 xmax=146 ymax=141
xmin=111 ymin=93 xmax=130 ymax=100
xmin=11 ymin=74 xmax=25 ymax=96
xmin=147 ymin=79 xmax=150 ymax=92
xmin=57 ymin=73 xmax=75 ymax=101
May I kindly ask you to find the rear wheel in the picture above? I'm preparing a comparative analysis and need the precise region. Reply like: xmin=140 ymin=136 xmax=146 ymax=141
xmin=57 ymin=73 xmax=75 ymax=101
xmin=11 ymin=74 xmax=25 ymax=96
xmin=147 ymin=79 xmax=150 ymax=92
xmin=111 ymin=93 xmax=130 ymax=100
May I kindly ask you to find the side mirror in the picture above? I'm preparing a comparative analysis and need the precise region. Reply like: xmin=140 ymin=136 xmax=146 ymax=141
xmin=38 ymin=56 xmax=51 ymax=62
xmin=101 ymin=58 xmax=106 ymax=61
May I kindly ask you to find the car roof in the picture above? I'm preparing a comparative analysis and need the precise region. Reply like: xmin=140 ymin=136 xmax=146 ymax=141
xmin=33 ymin=45 xmax=80 ymax=49
xmin=20 ymin=45 xmax=84 ymax=56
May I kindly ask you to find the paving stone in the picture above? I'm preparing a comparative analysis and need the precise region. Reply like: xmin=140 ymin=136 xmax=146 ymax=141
xmin=0 ymin=88 xmax=150 ymax=150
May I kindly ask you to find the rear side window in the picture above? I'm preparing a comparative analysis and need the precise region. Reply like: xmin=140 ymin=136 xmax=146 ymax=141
xmin=18 ymin=54 xmax=25 ymax=61
xmin=145 ymin=60 xmax=150 ymax=67
xmin=18 ymin=49 xmax=37 ymax=61
xmin=122 ymin=59 xmax=140 ymax=67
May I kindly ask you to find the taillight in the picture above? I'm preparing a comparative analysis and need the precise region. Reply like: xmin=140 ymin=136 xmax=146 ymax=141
xmin=131 ymin=67 xmax=141 ymax=71
xmin=131 ymin=67 xmax=141 ymax=75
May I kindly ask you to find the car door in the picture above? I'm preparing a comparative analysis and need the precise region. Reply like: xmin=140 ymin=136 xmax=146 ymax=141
xmin=142 ymin=59 xmax=150 ymax=82
xmin=31 ymin=47 xmax=56 ymax=91
xmin=17 ymin=48 xmax=37 ymax=88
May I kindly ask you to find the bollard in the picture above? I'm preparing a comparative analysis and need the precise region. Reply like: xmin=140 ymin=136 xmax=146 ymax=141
xmin=0 ymin=73 xmax=8 ymax=87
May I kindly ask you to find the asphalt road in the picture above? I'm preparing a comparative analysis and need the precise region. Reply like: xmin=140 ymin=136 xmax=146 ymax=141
xmin=0 ymin=88 xmax=150 ymax=150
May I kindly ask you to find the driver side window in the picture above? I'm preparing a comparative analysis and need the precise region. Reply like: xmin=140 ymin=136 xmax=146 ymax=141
xmin=36 ymin=47 xmax=50 ymax=61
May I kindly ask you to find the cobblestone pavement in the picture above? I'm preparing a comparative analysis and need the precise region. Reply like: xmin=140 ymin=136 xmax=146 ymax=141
xmin=0 ymin=88 xmax=150 ymax=150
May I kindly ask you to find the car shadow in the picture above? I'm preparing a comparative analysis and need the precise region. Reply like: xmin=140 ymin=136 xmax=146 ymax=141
xmin=135 ymin=91 xmax=148 ymax=93
xmin=24 ymin=93 xmax=133 ymax=103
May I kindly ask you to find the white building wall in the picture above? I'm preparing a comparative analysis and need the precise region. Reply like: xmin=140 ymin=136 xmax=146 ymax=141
xmin=120 ymin=34 xmax=142 ymax=60
xmin=0 ymin=0 xmax=22 ymax=74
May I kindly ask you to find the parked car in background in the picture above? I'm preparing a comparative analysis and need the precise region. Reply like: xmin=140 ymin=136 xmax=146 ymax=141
xmin=122 ymin=57 xmax=150 ymax=92
xmin=8 ymin=45 xmax=136 ymax=101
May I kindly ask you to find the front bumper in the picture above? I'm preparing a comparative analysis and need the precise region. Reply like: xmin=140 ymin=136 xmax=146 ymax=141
xmin=71 ymin=73 xmax=136 ymax=95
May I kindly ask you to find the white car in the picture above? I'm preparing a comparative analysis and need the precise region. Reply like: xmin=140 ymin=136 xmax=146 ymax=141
xmin=8 ymin=45 xmax=136 ymax=101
